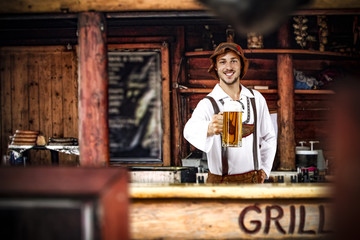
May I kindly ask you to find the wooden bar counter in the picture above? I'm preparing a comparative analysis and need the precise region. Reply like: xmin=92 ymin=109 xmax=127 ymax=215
xmin=130 ymin=183 xmax=333 ymax=239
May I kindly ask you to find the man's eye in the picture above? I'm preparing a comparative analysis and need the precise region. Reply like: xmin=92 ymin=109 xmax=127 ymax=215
xmin=231 ymin=60 xmax=238 ymax=63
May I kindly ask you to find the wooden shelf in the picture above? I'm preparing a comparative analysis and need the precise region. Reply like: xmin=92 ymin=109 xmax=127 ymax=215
xmin=294 ymin=89 xmax=335 ymax=94
xmin=179 ymin=88 xmax=210 ymax=94
xmin=185 ymin=49 xmax=358 ymax=58
xmin=179 ymin=88 xmax=335 ymax=95
xmin=179 ymin=88 xmax=277 ymax=94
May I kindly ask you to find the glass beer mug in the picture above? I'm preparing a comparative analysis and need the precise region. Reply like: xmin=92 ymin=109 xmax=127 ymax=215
xmin=222 ymin=100 xmax=243 ymax=147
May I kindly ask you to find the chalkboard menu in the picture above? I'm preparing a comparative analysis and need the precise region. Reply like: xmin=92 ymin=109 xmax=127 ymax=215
xmin=108 ymin=50 xmax=162 ymax=162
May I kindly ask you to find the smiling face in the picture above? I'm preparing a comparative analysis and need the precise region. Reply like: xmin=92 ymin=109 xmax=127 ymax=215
xmin=215 ymin=50 xmax=242 ymax=86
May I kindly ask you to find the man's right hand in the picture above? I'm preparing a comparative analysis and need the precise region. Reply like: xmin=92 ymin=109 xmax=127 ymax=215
xmin=207 ymin=113 xmax=223 ymax=137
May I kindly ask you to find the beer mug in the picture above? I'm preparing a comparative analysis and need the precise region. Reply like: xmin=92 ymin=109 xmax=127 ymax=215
xmin=222 ymin=100 xmax=243 ymax=147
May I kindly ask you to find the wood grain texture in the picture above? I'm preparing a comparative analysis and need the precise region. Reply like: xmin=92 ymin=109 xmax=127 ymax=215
xmin=28 ymin=53 xmax=40 ymax=131
xmin=62 ymin=50 xmax=79 ymax=165
xmin=38 ymin=53 xmax=52 ymax=164
xmin=130 ymin=184 xmax=332 ymax=239
xmin=0 ymin=0 xmax=205 ymax=13
xmin=0 ymin=167 xmax=129 ymax=239
xmin=130 ymin=184 xmax=330 ymax=199
xmin=51 ymin=52 xmax=64 ymax=139
xmin=131 ymin=201 xmax=332 ymax=239
xmin=277 ymin=54 xmax=296 ymax=171
xmin=161 ymin=42 xmax=171 ymax=166
xmin=0 ymin=52 xmax=12 ymax=160
xmin=1 ymin=0 xmax=359 ymax=14
xmin=171 ymin=27 xmax=185 ymax=166
xmin=78 ymin=12 xmax=109 ymax=167
xmin=100 ymin=168 xmax=129 ymax=240
xmin=12 ymin=52 xmax=29 ymax=131
xmin=0 ymin=46 xmax=78 ymax=165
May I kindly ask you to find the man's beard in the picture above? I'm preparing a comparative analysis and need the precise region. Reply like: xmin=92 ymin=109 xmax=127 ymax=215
xmin=220 ymin=76 xmax=239 ymax=85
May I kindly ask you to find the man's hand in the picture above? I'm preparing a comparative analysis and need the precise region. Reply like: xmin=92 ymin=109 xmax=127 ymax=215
xmin=260 ymin=169 xmax=267 ymax=183
xmin=207 ymin=113 xmax=223 ymax=137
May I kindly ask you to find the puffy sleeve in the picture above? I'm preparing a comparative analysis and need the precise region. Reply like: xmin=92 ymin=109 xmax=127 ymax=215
xmin=183 ymin=99 xmax=216 ymax=153
xmin=257 ymin=93 xmax=277 ymax=178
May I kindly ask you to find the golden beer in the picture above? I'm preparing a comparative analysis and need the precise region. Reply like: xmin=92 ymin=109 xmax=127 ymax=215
xmin=222 ymin=101 xmax=243 ymax=147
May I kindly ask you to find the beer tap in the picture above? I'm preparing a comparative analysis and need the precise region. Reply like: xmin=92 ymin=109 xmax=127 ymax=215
xmin=309 ymin=141 xmax=319 ymax=151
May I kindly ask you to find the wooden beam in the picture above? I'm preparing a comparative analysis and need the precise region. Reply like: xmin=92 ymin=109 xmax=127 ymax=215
xmin=1 ymin=0 xmax=359 ymax=14
xmin=161 ymin=42 xmax=171 ymax=167
xmin=78 ymin=12 xmax=109 ymax=166
xmin=179 ymin=88 xmax=278 ymax=94
xmin=186 ymin=49 xmax=359 ymax=58
xmin=0 ymin=0 xmax=205 ymax=14
xmin=303 ymin=0 xmax=360 ymax=9
xmin=295 ymin=8 xmax=360 ymax=15
xmin=171 ymin=27 xmax=185 ymax=166
xmin=277 ymin=21 xmax=296 ymax=171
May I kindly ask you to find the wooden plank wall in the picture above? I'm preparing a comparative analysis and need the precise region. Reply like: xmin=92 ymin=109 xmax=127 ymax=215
xmin=293 ymin=59 xmax=358 ymax=163
xmin=0 ymin=46 xmax=78 ymax=165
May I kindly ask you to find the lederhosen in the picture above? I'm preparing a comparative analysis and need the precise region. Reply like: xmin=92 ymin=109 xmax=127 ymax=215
xmin=205 ymin=89 xmax=263 ymax=183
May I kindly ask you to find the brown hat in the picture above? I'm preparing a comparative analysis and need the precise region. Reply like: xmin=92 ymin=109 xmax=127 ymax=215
xmin=208 ymin=42 xmax=249 ymax=80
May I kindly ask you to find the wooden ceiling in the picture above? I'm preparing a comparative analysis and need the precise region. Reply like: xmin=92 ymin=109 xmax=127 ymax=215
xmin=0 ymin=0 xmax=360 ymax=14
xmin=0 ymin=0 xmax=359 ymax=47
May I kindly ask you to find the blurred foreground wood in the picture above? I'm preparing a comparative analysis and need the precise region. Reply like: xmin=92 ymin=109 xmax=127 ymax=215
xmin=0 ymin=167 xmax=129 ymax=240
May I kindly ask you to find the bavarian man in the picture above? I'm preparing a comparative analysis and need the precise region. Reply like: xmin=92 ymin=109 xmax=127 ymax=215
xmin=183 ymin=42 xmax=277 ymax=183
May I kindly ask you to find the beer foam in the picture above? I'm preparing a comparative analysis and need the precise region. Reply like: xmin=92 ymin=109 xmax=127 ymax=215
xmin=223 ymin=100 xmax=243 ymax=112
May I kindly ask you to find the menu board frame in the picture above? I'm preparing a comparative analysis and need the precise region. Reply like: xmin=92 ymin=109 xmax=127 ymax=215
xmin=108 ymin=43 xmax=170 ymax=165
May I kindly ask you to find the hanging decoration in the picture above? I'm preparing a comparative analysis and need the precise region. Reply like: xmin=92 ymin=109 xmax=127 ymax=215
xmin=247 ymin=32 xmax=264 ymax=49
xmin=293 ymin=16 xmax=308 ymax=48
xmin=318 ymin=16 xmax=329 ymax=52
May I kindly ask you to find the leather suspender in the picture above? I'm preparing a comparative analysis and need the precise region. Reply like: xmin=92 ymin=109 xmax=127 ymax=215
xmin=204 ymin=96 xmax=228 ymax=176
xmin=248 ymin=89 xmax=259 ymax=170
xmin=205 ymin=96 xmax=220 ymax=114
xmin=205 ymin=90 xmax=258 ymax=175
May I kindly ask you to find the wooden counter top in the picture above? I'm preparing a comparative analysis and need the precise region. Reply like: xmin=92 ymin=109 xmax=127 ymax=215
xmin=130 ymin=183 xmax=332 ymax=199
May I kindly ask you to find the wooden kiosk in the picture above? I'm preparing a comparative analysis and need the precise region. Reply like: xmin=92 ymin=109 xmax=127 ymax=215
xmin=1 ymin=0 xmax=359 ymax=239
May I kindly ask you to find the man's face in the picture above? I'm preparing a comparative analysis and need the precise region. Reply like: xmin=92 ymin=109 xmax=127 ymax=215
xmin=215 ymin=50 xmax=241 ymax=86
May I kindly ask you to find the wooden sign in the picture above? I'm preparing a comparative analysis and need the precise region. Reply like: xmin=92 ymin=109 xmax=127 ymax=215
xmin=130 ymin=184 xmax=333 ymax=239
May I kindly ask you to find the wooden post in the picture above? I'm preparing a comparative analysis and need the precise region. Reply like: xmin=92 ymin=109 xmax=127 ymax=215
xmin=277 ymin=21 xmax=295 ymax=170
xmin=161 ymin=42 xmax=171 ymax=166
xmin=172 ymin=27 xmax=184 ymax=166
xmin=78 ymin=12 xmax=109 ymax=166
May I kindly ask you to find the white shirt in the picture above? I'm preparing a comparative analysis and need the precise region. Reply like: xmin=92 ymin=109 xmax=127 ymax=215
xmin=183 ymin=84 xmax=277 ymax=177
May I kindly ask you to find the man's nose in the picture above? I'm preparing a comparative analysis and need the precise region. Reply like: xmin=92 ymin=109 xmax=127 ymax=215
xmin=225 ymin=62 xmax=232 ymax=69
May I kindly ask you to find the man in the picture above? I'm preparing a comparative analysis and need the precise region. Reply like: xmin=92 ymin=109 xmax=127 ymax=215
xmin=183 ymin=42 xmax=276 ymax=183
